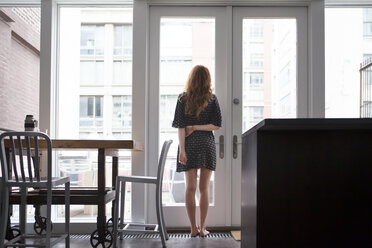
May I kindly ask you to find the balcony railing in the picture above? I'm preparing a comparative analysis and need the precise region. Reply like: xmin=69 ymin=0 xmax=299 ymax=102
xmin=360 ymin=58 xmax=372 ymax=117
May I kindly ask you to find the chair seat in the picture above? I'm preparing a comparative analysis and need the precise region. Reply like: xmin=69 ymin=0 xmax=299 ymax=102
xmin=119 ymin=175 xmax=157 ymax=184
xmin=113 ymin=140 xmax=173 ymax=248
xmin=6 ymin=176 xmax=70 ymax=188
xmin=9 ymin=187 xmax=115 ymax=205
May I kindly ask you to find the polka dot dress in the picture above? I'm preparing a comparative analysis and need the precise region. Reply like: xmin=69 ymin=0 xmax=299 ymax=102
xmin=172 ymin=93 xmax=222 ymax=172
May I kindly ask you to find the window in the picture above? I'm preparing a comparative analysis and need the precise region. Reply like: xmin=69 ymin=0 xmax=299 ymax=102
xmin=363 ymin=9 xmax=372 ymax=37
xmin=243 ymin=106 xmax=264 ymax=131
xmin=250 ymin=20 xmax=264 ymax=37
xmin=113 ymin=24 xmax=133 ymax=85
xmin=325 ymin=8 xmax=372 ymax=117
xmin=57 ymin=7 xmax=133 ymax=221
xmin=114 ymin=25 xmax=133 ymax=56
xmin=160 ymin=59 xmax=192 ymax=85
xmin=249 ymin=72 xmax=264 ymax=89
xmin=80 ymin=61 xmax=104 ymax=85
xmin=242 ymin=19 xmax=296 ymax=133
xmin=80 ymin=25 xmax=104 ymax=55
xmin=250 ymin=52 xmax=264 ymax=67
xmin=243 ymin=72 xmax=264 ymax=102
xmin=80 ymin=25 xmax=105 ymax=85
xmin=113 ymin=60 xmax=132 ymax=84
xmin=249 ymin=106 xmax=264 ymax=125
xmin=160 ymin=95 xmax=178 ymax=129
xmin=160 ymin=21 xmax=193 ymax=57
xmin=79 ymin=96 xmax=103 ymax=128
xmin=112 ymin=95 xmax=132 ymax=138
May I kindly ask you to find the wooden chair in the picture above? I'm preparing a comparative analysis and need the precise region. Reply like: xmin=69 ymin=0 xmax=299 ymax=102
xmin=0 ymin=131 xmax=70 ymax=247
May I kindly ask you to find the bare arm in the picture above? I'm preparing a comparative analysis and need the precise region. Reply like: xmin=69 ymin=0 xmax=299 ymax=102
xmin=193 ymin=124 xmax=220 ymax=131
xmin=178 ymin=128 xmax=187 ymax=164
xmin=185 ymin=124 xmax=220 ymax=137
xmin=178 ymin=128 xmax=186 ymax=151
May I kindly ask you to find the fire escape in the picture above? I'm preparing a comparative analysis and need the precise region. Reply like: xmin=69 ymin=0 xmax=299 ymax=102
xmin=360 ymin=58 xmax=372 ymax=117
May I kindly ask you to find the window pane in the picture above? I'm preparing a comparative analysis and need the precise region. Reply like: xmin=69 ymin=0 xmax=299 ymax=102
xmin=80 ymin=97 xmax=88 ymax=117
xmin=58 ymin=7 xmax=133 ymax=222
xmin=242 ymin=19 xmax=297 ymax=133
xmin=250 ymin=52 xmax=264 ymax=67
xmin=114 ymin=25 xmax=123 ymax=47
xmin=249 ymin=106 xmax=264 ymax=125
xmin=159 ymin=18 xmax=215 ymax=206
xmin=95 ymin=61 xmax=104 ymax=83
xmin=363 ymin=9 xmax=372 ymax=37
xmin=80 ymin=61 xmax=93 ymax=82
xmin=113 ymin=61 xmax=132 ymax=84
xmin=113 ymin=96 xmax=122 ymax=123
xmin=80 ymin=61 xmax=104 ymax=85
xmin=325 ymin=8 xmax=368 ymax=117
xmin=95 ymin=96 xmax=102 ymax=117
xmin=114 ymin=25 xmax=133 ymax=56
xmin=95 ymin=25 xmax=105 ymax=54
xmin=88 ymin=97 xmax=94 ymax=117
xmin=80 ymin=24 xmax=104 ymax=55
xmin=80 ymin=25 xmax=95 ymax=49
xmin=112 ymin=95 xmax=132 ymax=129
xmin=249 ymin=72 xmax=264 ymax=89
xmin=160 ymin=60 xmax=192 ymax=85
xmin=79 ymin=96 xmax=103 ymax=127
xmin=250 ymin=20 xmax=264 ymax=37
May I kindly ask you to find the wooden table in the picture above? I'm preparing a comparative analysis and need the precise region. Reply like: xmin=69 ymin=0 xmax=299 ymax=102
xmin=5 ymin=139 xmax=143 ymax=247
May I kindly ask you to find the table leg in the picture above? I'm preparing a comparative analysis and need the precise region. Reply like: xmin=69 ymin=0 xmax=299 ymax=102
xmin=6 ymin=148 xmax=11 ymax=177
xmin=111 ymin=156 xmax=118 ymax=217
xmin=97 ymin=148 xmax=106 ymax=242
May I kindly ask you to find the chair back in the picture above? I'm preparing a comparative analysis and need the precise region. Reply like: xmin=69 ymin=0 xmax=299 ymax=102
xmin=0 ymin=131 xmax=52 ymax=183
xmin=156 ymin=140 xmax=173 ymax=185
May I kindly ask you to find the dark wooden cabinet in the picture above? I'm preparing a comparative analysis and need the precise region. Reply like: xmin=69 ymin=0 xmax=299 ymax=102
xmin=241 ymin=119 xmax=372 ymax=248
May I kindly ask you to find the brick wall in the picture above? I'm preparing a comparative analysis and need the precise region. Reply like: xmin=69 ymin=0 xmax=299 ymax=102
xmin=0 ymin=7 xmax=40 ymax=131
xmin=11 ymin=7 xmax=40 ymax=33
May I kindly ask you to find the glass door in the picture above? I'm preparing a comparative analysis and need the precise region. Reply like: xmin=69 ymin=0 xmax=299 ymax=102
xmin=149 ymin=6 xmax=228 ymax=226
xmin=231 ymin=7 xmax=308 ymax=224
xmin=148 ymin=6 xmax=308 ymax=227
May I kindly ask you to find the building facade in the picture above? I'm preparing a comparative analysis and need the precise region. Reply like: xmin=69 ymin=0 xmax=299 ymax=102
xmin=0 ymin=7 xmax=40 ymax=131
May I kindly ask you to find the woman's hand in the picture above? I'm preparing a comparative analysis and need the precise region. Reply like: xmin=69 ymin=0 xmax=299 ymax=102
xmin=185 ymin=125 xmax=194 ymax=137
xmin=179 ymin=149 xmax=187 ymax=165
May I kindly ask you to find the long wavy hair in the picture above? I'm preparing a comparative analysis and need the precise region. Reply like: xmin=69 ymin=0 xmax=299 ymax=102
xmin=183 ymin=65 xmax=213 ymax=118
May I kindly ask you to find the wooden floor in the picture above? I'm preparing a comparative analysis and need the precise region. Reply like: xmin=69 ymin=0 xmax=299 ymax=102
xmin=54 ymin=234 xmax=240 ymax=248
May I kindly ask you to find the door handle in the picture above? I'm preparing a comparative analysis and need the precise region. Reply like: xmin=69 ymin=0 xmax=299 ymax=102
xmin=219 ymin=135 xmax=224 ymax=159
xmin=233 ymin=135 xmax=238 ymax=159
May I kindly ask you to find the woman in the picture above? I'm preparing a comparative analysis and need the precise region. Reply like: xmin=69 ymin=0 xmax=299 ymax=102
xmin=172 ymin=65 xmax=222 ymax=237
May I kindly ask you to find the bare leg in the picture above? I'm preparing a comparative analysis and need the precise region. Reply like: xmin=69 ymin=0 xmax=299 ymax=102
xmin=199 ymin=167 xmax=212 ymax=237
xmin=185 ymin=169 xmax=199 ymax=237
